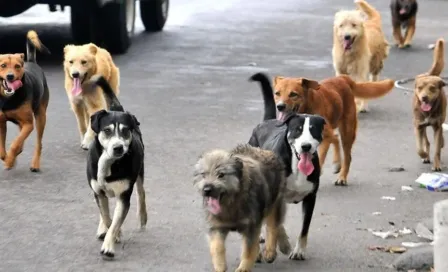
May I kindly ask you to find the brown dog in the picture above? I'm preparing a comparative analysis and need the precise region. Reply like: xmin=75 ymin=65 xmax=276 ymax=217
xmin=413 ymin=38 xmax=445 ymax=171
xmin=272 ymin=75 xmax=394 ymax=185
xmin=390 ymin=0 xmax=418 ymax=49
xmin=0 ymin=30 xmax=50 ymax=171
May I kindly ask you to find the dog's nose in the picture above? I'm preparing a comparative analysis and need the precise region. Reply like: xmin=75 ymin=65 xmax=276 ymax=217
xmin=6 ymin=73 xmax=14 ymax=81
xmin=203 ymin=185 xmax=213 ymax=196
xmin=344 ymin=35 xmax=351 ymax=41
xmin=301 ymin=143 xmax=312 ymax=152
xmin=113 ymin=145 xmax=124 ymax=155
xmin=276 ymin=103 xmax=286 ymax=111
xmin=422 ymin=96 xmax=429 ymax=102
xmin=71 ymin=72 xmax=80 ymax=78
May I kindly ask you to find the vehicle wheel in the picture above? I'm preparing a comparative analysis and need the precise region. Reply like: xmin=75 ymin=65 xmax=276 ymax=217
xmin=140 ymin=0 xmax=169 ymax=32
xmin=98 ymin=0 xmax=136 ymax=54
xmin=70 ymin=3 xmax=93 ymax=44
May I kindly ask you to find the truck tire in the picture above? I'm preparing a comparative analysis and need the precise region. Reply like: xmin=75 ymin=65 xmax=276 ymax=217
xmin=70 ymin=3 xmax=94 ymax=45
xmin=97 ymin=0 xmax=136 ymax=54
xmin=140 ymin=0 xmax=169 ymax=32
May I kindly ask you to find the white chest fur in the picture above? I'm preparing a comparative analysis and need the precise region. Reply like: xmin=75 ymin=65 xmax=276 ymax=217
xmin=284 ymin=155 xmax=315 ymax=204
xmin=90 ymin=179 xmax=130 ymax=198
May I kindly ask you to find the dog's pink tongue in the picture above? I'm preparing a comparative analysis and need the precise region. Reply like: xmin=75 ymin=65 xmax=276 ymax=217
xmin=421 ymin=102 xmax=432 ymax=112
xmin=343 ymin=40 xmax=351 ymax=50
xmin=298 ymin=153 xmax=314 ymax=176
xmin=206 ymin=197 xmax=221 ymax=215
xmin=277 ymin=111 xmax=285 ymax=121
xmin=71 ymin=78 xmax=82 ymax=96
xmin=399 ymin=8 xmax=406 ymax=15
xmin=6 ymin=80 xmax=22 ymax=91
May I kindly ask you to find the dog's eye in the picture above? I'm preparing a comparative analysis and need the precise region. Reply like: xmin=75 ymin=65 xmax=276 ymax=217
xmin=14 ymin=64 xmax=21 ymax=69
xmin=69 ymin=60 xmax=73 ymax=64
xmin=274 ymin=91 xmax=280 ymax=96
xmin=121 ymin=127 xmax=130 ymax=137
xmin=0 ymin=64 xmax=6 ymax=68
xmin=339 ymin=24 xmax=343 ymax=28
xmin=289 ymin=93 xmax=298 ymax=98
xmin=103 ymin=128 xmax=113 ymax=135
xmin=217 ymin=173 xmax=224 ymax=178
xmin=429 ymin=86 xmax=436 ymax=92
xmin=352 ymin=23 xmax=356 ymax=27
xmin=81 ymin=60 xmax=87 ymax=65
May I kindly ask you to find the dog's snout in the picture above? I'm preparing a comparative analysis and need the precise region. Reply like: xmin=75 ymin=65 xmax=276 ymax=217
xmin=422 ymin=95 xmax=429 ymax=102
xmin=113 ymin=145 xmax=124 ymax=155
xmin=344 ymin=35 xmax=351 ymax=41
xmin=6 ymin=73 xmax=14 ymax=81
xmin=203 ymin=184 xmax=214 ymax=196
xmin=276 ymin=103 xmax=286 ymax=111
xmin=301 ymin=143 xmax=312 ymax=152
xmin=71 ymin=71 xmax=80 ymax=78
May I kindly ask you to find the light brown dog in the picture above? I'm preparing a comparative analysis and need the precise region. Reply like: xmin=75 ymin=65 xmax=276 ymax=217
xmin=413 ymin=38 xmax=445 ymax=171
xmin=274 ymin=75 xmax=394 ymax=185
xmin=332 ymin=0 xmax=390 ymax=113
xmin=63 ymin=43 xmax=120 ymax=150
xmin=0 ymin=30 xmax=50 ymax=171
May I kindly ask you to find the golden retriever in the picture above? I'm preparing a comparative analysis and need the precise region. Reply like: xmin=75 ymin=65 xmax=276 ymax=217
xmin=63 ymin=43 xmax=120 ymax=149
xmin=332 ymin=0 xmax=390 ymax=113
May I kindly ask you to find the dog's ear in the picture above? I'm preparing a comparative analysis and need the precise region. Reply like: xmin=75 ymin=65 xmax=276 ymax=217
xmin=438 ymin=79 xmax=446 ymax=89
xmin=19 ymin=53 xmax=24 ymax=60
xmin=90 ymin=110 xmax=108 ymax=134
xmin=274 ymin=76 xmax=284 ymax=85
xmin=88 ymin=43 xmax=98 ymax=55
xmin=301 ymin=78 xmax=320 ymax=90
xmin=231 ymin=156 xmax=244 ymax=179
xmin=125 ymin=111 xmax=140 ymax=130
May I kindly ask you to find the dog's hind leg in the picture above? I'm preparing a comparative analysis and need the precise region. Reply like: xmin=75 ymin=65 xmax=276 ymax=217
xmin=432 ymin=125 xmax=443 ymax=171
xmin=335 ymin=119 xmax=357 ymax=186
xmin=317 ymin=127 xmax=334 ymax=175
xmin=0 ymin=117 xmax=6 ymax=161
xmin=289 ymin=193 xmax=316 ymax=260
xmin=94 ymin=193 xmax=112 ymax=240
xmin=136 ymin=175 xmax=148 ymax=229
xmin=30 ymin=103 xmax=48 ymax=172
xmin=236 ymin=227 xmax=261 ymax=272
xmin=331 ymin=132 xmax=342 ymax=174
xmin=100 ymin=193 xmax=131 ymax=259
xmin=208 ymin=229 xmax=229 ymax=272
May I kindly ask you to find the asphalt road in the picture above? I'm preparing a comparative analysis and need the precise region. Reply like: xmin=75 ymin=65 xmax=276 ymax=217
xmin=0 ymin=0 xmax=447 ymax=271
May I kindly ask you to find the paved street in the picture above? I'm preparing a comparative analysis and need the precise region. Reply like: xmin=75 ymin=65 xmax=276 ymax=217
xmin=0 ymin=0 xmax=447 ymax=271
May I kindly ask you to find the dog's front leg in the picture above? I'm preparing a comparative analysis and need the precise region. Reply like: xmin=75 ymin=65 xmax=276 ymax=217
xmin=208 ymin=229 xmax=228 ymax=272
xmin=94 ymin=193 xmax=112 ymax=240
xmin=432 ymin=125 xmax=443 ymax=171
xmin=289 ymin=193 xmax=316 ymax=261
xmin=415 ymin=126 xmax=430 ymax=163
xmin=100 ymin=194 xmax=131 ymax=259
xmin=4 ymin=121 xmax=33 ymax=169
xmin=403 ymin=17 xmax=416 ymax=47
xmin=236 ymin=227 xmax=261 ymax=272
xmin=0 ymin=116 xmax=6 ymax=161
xmin=392 ymin=21 xmax=404 ymax=47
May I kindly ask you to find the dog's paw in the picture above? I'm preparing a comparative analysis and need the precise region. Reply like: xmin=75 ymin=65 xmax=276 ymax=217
xmin=334 ymin=179 xmax=348 ymax=186
xmin=0 ymin=150 xmax=6 ymax=161
xmin=262 ymin=248 xmax=277 ymax=263
xmin=432 ymin=165 xmax=442 ymax=172
xmin=235 ymin=268 xmax=250 ymax=272
xmin=404 ymin=43 xmax=412 ymax=48
xmin=422 ymin=158 xmax=430 ymax=164
xmin=289 ymin=249 xmax=306 ymax=261
xmin=81 ymin=135 xmax=94 ymax=150
xmin=332 ymin=163 xmax=341 ymax=174
xmin=97 ymin=232 xmax=107 ymax=241
xmin=29 ymin=167 xmax=40 ymax=173
xmin=398 ymin=44 xmax=406 ymax=49
xmin=100 ymin=241 xmax=115 ymax=260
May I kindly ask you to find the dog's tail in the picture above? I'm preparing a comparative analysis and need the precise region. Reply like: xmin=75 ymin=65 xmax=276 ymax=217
xmin=342 ymin=75 xmax=395 ymax=99
xmin=355 ymin=0 xmax=381 ymax=24
xmin=249 ymin=72 xmax=277 ymax=121
xmin=26 ymin=30 xmax=50 ymax=63
xmin=427 ymin=38 xmax=445 ymax=76
xmin=88 ymin=75 xmax=124 ymax=112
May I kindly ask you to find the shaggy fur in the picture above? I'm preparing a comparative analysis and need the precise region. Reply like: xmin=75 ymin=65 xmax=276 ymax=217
xmin=390 ymin=0 xmax=418 ymax=48
xmin=413 ymin=38 xmax=446 ymax=171
xmin=332 ymin=0 xmax=390 ymax=113
xmin=193 ymin=144 xmax=291 ymax=272
xmin=63 ymin=43 xmax=120 ymax=150
xmin=254 ymin=73 xmax=394 ymax=185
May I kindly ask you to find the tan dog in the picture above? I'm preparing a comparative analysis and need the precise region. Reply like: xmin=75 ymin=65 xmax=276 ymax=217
xmin=273 ymin=75 xmax=394 ymax=185
xmin=332 ymin=0 xmax=390 ymax=113
xmin=63 ymin=43 xmax=120 ymax=149
xmin=413 ymin=38 xmax=445 ymax=171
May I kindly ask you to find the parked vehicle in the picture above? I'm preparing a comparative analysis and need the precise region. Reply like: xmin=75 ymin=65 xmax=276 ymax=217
xmin=0 ymin=0 xmax=169 ymax=54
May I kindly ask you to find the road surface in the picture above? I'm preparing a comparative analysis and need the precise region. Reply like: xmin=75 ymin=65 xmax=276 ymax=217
xmin=0 ymin=0 xmax=447 ymax=271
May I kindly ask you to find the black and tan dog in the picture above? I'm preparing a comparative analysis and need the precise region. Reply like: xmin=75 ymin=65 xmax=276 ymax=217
xmin=390 ymin=0 xmax=418 ymax=48
xmin=0 ymin=30 xmax=50 ymax=171
xmin=193 ymin=144 xmax=291 ymax=272
xmin=413 ymin=38 xmax=445 ymax=171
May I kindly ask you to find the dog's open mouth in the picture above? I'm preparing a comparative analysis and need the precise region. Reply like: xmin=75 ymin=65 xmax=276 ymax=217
xmin=399 ymin=8 xmax=407 ymax=15
xmin=297 ymin=152 xmax=314 ymax=176
xmin=71 ymin=75 xmax=87 ymax=96
xmin=343 ymin=37 xmax=355 ymax=50
xmin=420 ymin=101 xmax=432 ymax=112
xmin=277 ymin=111 xmax=286 ymax=121
xmin=1 ymin=79 xmax=23 ymax=96
xmin=204 ymin=194 xmax=223 ymax=215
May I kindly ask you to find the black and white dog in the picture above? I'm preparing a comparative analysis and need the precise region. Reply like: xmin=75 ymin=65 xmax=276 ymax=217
xmin=248 ymin=72 xmax=326 ymax=261
xmin=86 ymin=75 xmax=147 ymax=260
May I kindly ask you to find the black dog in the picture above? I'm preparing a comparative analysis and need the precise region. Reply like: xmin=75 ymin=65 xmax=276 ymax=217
xmin=390 ymin=0 xmax=418 ymax=48
xmin=86 ymin=75 xmax=147 ymax=260
xmin=248 ymin=72 xmax=326 ymax=261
